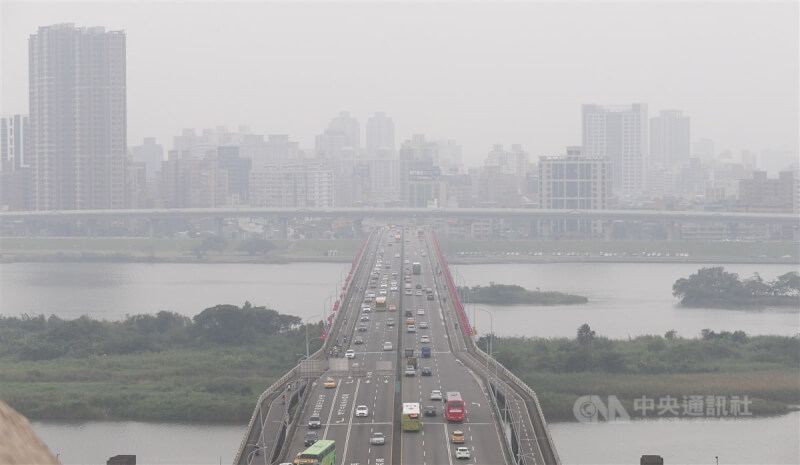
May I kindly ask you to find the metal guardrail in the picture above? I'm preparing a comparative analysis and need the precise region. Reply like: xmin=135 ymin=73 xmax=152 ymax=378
xmin=429 ymin=228 xmax=561 ymax=465
xmin=234 ymin=232 xmax=375 ymax=465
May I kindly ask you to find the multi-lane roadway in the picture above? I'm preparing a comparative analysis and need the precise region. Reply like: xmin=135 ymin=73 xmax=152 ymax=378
xmin=283 ymin=228 xmax=509 ymax=465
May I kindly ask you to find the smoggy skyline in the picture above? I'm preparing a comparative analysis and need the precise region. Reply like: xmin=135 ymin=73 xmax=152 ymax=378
xmin=2 ymin=1 xmax=798 ymax=167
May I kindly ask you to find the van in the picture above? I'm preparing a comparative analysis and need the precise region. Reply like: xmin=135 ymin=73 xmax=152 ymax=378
xmin=407 ymin=324 xmax=416 ymax=333
xmin=404 ymin=365 xmax=416 ymax=376
xmin=421 ymin=346 xmax=431 ymax=358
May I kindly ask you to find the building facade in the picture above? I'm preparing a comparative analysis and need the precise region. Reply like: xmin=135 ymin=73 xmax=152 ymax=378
xmin=582 ymin=104 xmax=648 ymax=197
xmin=538 ymin=153 xmax=611 ymax=237
xmin=29 ymin=24 xmax=127 ymax=210
xmin=650 ymin=110 xmax=690 ymax=169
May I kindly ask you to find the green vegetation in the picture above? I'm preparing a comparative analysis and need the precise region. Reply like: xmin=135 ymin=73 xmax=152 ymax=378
xmin=458 ymin=283 xmax=588 ymax=305
xmin=673 ymin=267 xmax=800 ymax=307
xmin=480 ymin=325 xmax=800 ymax=421
xmin=0 ymin=305 xmax=322 ymax=422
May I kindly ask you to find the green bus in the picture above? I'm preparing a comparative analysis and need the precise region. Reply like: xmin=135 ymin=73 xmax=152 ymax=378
xmin=294 ymin=439 xmax=335 ymax=465
xmin=402 ymin=402 xmax=421 ymax=431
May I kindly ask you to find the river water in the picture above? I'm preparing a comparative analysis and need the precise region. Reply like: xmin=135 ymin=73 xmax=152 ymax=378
xmin=2 ymin=261 xmax=798 ymax=464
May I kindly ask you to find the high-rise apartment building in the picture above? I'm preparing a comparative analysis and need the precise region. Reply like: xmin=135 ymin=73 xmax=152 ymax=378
xmin=582 ymin=104 xmax=648 ymax=196
xmin=249 ymin=161 xmax=334 ymax=208
xmin=1 ymin=115 xmax=31 ymax=210
xmin=650 ymin=110 xmax=690 ymax=168
xmin=29 ymin=23 xmax=127 ymax=210
xmin=130 ymin=137 xmax=164 ymax=181
xmin=365 ymin=112 xmax=395 ymax=158
xmin=1 ymin=115 xmax=30 ymax=172
xmin=316 ymin=112 xmax=360 ymax=159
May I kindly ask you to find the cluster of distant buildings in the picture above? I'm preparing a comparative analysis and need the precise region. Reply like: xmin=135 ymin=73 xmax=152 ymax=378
xmin=1 ymin=23 xmax=798 ymax=240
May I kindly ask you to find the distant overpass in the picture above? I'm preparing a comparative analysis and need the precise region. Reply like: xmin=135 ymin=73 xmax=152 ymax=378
xmin=1 ymin=206 xmax=797 ymax=226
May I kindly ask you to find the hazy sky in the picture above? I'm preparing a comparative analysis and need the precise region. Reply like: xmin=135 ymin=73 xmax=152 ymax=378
xmin=2 ymin=1 xmax=798 ymax=167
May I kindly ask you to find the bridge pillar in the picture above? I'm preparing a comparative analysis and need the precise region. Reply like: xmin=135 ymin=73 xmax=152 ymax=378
xmin=665 ymin=222 xmax=680 ymax=241
xmin=352 ymin=218 xmax=363 ymax=239
xmin=278 ymin=217 xmax=289 ymax=240
xmin=148 ymin=218 xmax=159 ymax=238
xmin=214 ymin=217 xmax=225 ymax=237
xmin=603 ymin=220 xmax=614 ymax=241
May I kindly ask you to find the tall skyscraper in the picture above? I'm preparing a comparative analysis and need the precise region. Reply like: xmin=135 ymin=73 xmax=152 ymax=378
xmin=582 ymin=104 xmax=648 ymax=196
xmin=29 ymin=23 xmax=127 ymax=210
xmin=650 ymin=110 xmax=690 ymax=168
xmin=365 ymin=112 xmax=395 ymax=158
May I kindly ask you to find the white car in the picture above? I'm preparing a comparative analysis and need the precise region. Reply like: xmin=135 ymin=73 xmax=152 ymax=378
xmin=455 ymin=447 xmax=470 ymax=459
xmin=370 ymin=432 xmax=385 ymax=445
xmin=355 ymin=405 xmax=369 ymax=417
xmin=420 ymin=335 xmax=430 ymax=343
xmin=419 ymin=321 xmax=429 ymax=329
xmin=417 ymin=308 xmax=425 ymax=315
xmin=345 ymin=349 xmax=355 ymax=359
xmin=430 ymin=390 xmax=443 ymax=401
xmin=383 ymin=342 xmax=393 ymax=351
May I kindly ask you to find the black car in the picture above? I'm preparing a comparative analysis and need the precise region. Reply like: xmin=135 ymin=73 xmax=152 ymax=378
xmin=415 ymin=284 xmax=422 ymax=289
xmin=424 ymin=405 xmax=437 ymax=417
xmin=304 ymin=432 xmax=318 ymax=446
xmin=421 ymin=366 xmax=432 ymax=376
xmin=405 ymin=310 xmax=413 ymax=317
xmin=357 ymin=324 xmax=368 ymax=332
xmin=354 ymin=336 xmax=364 ymax=345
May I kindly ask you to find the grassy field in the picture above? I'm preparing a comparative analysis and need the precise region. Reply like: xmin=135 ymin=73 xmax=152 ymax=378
xmin=0 ymin=346 xmax=294 ymax=422
xmin=0 ymin=237 xmax=361 ymax=263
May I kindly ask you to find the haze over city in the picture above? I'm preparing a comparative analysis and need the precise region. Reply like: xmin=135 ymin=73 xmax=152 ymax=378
xmin=2 ymin=1 xmax=798 ymax=169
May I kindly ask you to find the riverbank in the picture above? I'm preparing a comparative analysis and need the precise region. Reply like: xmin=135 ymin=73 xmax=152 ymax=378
xmin=1 ymin=236 xmax=797 ymax=264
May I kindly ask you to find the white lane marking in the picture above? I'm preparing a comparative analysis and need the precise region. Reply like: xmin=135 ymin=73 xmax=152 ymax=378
xmin=339 ymin=377 xmax=362 ymax=465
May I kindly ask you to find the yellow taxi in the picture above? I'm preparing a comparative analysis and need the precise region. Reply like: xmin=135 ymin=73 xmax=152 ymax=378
xmin=406 ymin=317 xmax=415 ymax=325
xmin=451 ymin=429 xmax=465 ymax=443
xmin=389 ymin=305 xmax=397 ymax=312
xmin=323 ymin=377 xmax=336 ymax=389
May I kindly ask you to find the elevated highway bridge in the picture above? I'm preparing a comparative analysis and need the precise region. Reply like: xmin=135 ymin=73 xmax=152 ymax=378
xmin=234 ymin=226 xmax=560 ymax=465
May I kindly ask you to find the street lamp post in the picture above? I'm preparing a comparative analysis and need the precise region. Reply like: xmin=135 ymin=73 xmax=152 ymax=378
xmin=476 ymin=307 xmax=494 ymax=362
xmin=304 ymin=316 xmax=321 ymax=358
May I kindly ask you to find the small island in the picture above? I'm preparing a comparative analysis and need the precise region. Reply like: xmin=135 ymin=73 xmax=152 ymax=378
xmin=673 ymin=267 xmax=800 ymax=308
xmin=458 ymin=283 xmax=588 ymax=305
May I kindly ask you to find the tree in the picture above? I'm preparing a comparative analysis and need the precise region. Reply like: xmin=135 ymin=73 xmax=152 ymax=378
xmin=238 ymin=238 xmax=275 ymax=256
xmin=664 ymin=329 xmax=678 ymax=340
xmin=770 ymin=271 xmax=800 ymax=296
xmin=577 ymin=323 xmax=596 ymax=349
xmin=743 ymin=273 xmax=771 ymax=297
xmin=673 ymin=267 xmax=745 ymax=302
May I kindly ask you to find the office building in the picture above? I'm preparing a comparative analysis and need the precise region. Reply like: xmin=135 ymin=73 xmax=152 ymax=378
xmin=538 ymin=149 xmax=611 ymax=237
xmin=29 ymin=23 xmax=127 ymax=210
xmin=582 ymin=104 xmax=648 ymax=196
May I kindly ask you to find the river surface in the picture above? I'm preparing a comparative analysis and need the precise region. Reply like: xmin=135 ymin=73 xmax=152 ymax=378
xmin=2 ymin=261 xmax=798 ymax=464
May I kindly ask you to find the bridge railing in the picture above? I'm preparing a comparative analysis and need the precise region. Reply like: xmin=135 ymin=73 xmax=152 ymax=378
xmin=430 ymin=228 xmax=561 ymax=465
xmin=233 ymin=232 xmax=374 ymax=465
